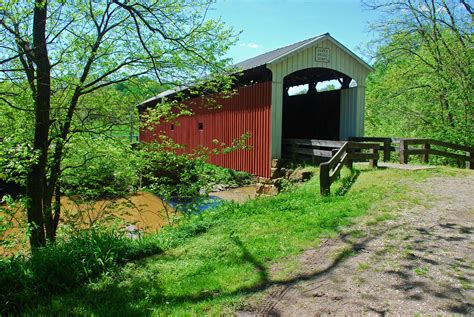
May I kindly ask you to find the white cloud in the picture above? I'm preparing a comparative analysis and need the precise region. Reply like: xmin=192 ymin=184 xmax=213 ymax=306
xmin=239 ymin=43 xmax=260 ymax=49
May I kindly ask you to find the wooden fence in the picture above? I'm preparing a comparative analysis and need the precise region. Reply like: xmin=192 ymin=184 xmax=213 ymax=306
xmin=283 ymin=139 xmax=379 ymax=195
xmin=318 ymin=141 xmax=379 ymax=195
xmin=349 ymin=137 xmax=473 ymax=169
xmin=348 ymin=137 xmax=396 ymax=162
xmin=284 ymin=137 xmax=473 ymax=196
xmin=399 ymin=138 xmax=473 ymax=168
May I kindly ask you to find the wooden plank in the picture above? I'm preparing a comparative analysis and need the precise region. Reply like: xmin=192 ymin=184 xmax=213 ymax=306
xmin=383 ymin=140 xmax=391 ymax=162
xmin=283 ymin=138 xmax=346 ymax=148
xmin=349 ymin=136 xmax=392 ymax=143
xmin=406 ymin=149 xmax=429 ymax=155
xmin=429 ymin=139 xmax=474 ymax=152
xmin=369 ymin=148 xmax=378 ymax=168
xmin=329 ymin=156 xmax=348 ymax=182
xmin=347 ymin=142 xmax=380 ymax=150
xmin=421 ymin=143 xmax=430 ymax=163
xmin=348 ymin=152 xmax=378 ymax=160
xmin=320 ymin=163 xmax=330 ymax=196
xmin=290 ymin=147 xmax=333 ymax=158
xmin=399 ymin=138 xmax=431 ymax=146
xmin=429 ymin=149 xmax=474 ymax=162
xmin=327 ymin=142 xmax=349 ymax=169
xmin=330 ymin=168 xmax=342 ymax=182
xmin=400 ymin=139 xmax=408 ymax=164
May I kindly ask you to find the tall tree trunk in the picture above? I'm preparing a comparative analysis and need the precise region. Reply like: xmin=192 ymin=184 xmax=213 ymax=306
xmin=26 ymin=0 xmax=50 ymax=249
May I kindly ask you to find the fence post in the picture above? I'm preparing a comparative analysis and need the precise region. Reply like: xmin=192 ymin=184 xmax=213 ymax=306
xmin=467 ymin=151 xmax=473 ymax=169
xmin=421 ymin=142 xmax=430 ymax=164
xmin=383 ymin=139 xmax=390 ymax=162
xmin=369 ymin=147 xmax=378 ymax=168
xmin=320 ymin=164 xmax=330 ymax=196
xmin=344 ymin=146 xmax=353 ymax=169
xmin=291 ymin=142 xmax=297 ymax=161
xmin=400 ymin=139 xmax=408 ymax=164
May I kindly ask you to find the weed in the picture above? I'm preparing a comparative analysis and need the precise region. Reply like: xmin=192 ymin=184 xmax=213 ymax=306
xmin=357 ymin=262 xmax=371 ymax=271
xmin=336 ymin=247 xmax=356 ymax=261
xmin=366 ymin=213 xmax=396 ymax=226
xmin=349 ymin=229 xmax=366 ymax=238
xmin=414 ymin=267 xmax=428 ymax=277
xmin=457 ymin=275 xmax=472 ymax=290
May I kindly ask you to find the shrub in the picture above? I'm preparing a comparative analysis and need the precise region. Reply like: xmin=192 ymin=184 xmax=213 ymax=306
xmin=0 ymin=228 xmax=162 ymax=314
xmin=200 ymin=163 xmax=252 ymax=190
xmin=61 ymin=137 xmax=139 ymax=199
xmin=138 ymin=139 xmax=207 ymax=199
xmin=138 ymin=138 xmax=253 ymax=200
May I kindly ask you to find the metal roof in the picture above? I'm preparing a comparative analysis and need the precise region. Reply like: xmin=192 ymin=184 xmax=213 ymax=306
xmin=138 ymin=33 xmax=372 ymax=106
xmin=234 ymin=33 xmax=327 ymax=71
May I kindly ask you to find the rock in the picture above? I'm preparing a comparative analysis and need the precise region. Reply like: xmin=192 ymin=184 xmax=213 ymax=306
xmin=301 ymin=171 xmax=313 ymax=182
xmin=256 ymin=183 xmax=279 ymax=196
xmin=272 ymin=177 xmax=287 ymax=190
xmin=288 ymin=169 xmax=314 ymax=182
xmin=271 ymin=159 xmax=281 ymax=168
xmin=212 ymin=184 xmax=228 ymax=192
xmin=270 ymin=167 xmax=285 ymax=179
xmin=284 ymin=168 xmax=294 ymax=178
xmin=258 ymin=177 xmax=271 ymax=184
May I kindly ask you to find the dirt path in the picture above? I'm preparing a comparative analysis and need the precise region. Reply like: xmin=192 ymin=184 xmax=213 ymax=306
xmin=237 ymin=175 xmax=474 ymax=316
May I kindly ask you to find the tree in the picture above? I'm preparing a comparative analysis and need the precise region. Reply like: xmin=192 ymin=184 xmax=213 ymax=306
xmin=0 ymin=0 xmax=236 ymax=248
xmin=363 ymin=0 xmax=473 ymax=144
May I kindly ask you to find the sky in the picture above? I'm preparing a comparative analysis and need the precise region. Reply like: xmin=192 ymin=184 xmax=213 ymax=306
xmin=208 ymin=0 xmax=380 ymax=64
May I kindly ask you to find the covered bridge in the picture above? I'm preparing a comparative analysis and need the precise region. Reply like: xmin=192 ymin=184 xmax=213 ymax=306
xmin=138 ymin=33 xmax=373 ymax=178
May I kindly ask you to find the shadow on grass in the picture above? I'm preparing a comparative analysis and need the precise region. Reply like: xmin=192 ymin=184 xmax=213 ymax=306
xmin=49 ymin=223 xmax=408 ymax=316
xmin=49 ymin=208 xmax=474 ymax=316
xmin=334 ymin=168 xmax=361 ymax=196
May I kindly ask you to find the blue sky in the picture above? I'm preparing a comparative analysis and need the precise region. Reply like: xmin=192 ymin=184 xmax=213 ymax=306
xmin=208 ymin=0 xmax=379 ymax=64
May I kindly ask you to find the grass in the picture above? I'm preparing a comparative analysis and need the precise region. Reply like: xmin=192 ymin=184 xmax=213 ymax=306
xmin=414 ymin=266 xmax=429 ymax=277
xmin=357 ymin=262 xmax=371 ymax=271
xmin=24 ymin=166 xmax=471 ymax=315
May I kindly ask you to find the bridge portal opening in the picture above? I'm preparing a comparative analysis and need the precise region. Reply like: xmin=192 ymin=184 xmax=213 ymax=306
xmin=282 ymin=68 xmax=356 ymax=141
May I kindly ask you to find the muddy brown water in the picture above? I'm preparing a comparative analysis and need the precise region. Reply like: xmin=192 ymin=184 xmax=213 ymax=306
xmin=1 ymin=186 xmax=258 ymax=256
xmin=1 ymin=192 xmax=174 ymax=256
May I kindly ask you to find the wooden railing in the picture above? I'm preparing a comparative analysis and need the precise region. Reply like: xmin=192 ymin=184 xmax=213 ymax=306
xmin=399 ymin=138 xmax=473 ymax=168
xmin=282 ymin=138 xmax=345 ymax=162
xmin=349 ymin=137 xmax=473 ymax=169
xmin=284 ymin=137 xmax=473 ymax=196
xmin=348 ymin=137 xmax=397 ymax=162
xmin=319 ymin=142 xmax=379 ymax=195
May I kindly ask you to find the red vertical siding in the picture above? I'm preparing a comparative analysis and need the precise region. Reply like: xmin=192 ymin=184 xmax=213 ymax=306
xmin=139 ymin=81 xmax=272 ymax=178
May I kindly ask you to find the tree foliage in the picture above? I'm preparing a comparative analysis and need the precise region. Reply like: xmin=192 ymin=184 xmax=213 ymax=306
xmin=364 ymin=0 xmax=473 ymax=144
xmin=0 ymin=0 xmax=237 ymax=248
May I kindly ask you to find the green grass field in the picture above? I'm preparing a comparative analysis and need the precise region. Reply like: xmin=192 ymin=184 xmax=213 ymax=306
xmin=33 ymin=166 xmax=471 ymax=315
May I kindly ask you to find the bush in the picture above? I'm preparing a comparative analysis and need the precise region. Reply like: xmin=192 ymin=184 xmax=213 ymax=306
xmin=138 ymin=138 xmax=253 ymax=200
xmin=138 ymin=139 xmax=207 ymax=199
xmin=61 ymin=137 xmax=139 ymax=199
xmin=0 ymin=228 xmax=162 ymax=314
xmin=200 ymin=163 xmax=252 ymax=190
